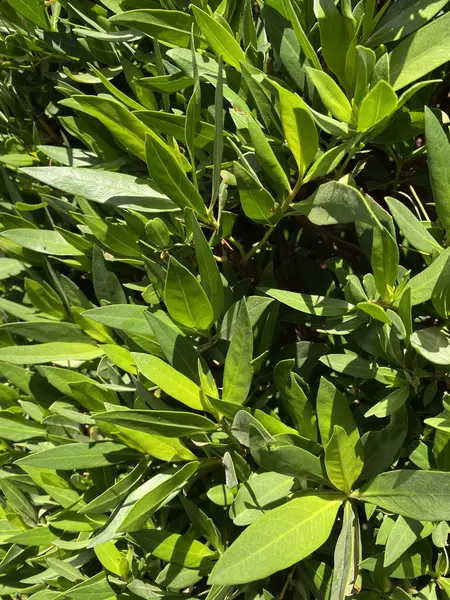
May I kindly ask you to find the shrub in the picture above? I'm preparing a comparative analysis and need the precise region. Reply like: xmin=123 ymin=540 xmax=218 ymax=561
xmin=1 ymin=0 xmax=450 ymax=598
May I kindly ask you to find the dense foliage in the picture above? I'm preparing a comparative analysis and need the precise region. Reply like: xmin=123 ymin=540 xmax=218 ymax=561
xmin=3 ymin=0 xmax=450 ymax=599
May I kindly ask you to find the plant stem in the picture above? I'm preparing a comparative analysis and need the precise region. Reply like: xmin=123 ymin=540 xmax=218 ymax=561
xmin=242 ymin=224 xmax=276 ymax=265
xmin=336 ymin=142 xmax=363 ymax=179
xmin=282 ymin=176 xmax=302 ymax=211
xmin=279 ymin=565 xmax=296 ymax=599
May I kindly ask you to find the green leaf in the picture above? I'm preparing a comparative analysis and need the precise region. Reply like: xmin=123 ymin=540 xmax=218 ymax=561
xmin=95 ymin=410 xmax=217 ymax=438
xmin=317 ymin=377 xmax=359 ymax=448
xmin=361 ymin=408 xmax=408 ymax=480
xmin=164 ymin=256 xmax=214 ymax=331
xmin=92 ymin=246 xmax=127 ymax=305
xmin=356 ymin=302 xmax=391 ymax=324
xmin=264 ymin=288 xmax=354 ymax=316
xmin=230 ymin=472 xmax=294 ymax=526
xmin=354 ymin=470 xmax=450 ymax=520
xmin=0 ymin=479 xmax=35 ymax=524
xmin=404 ymin=246 xmax=450 ymax=305
xmin=331 ymin=501 xmax=361 ymax=600
xmin=250 ymin=430 xmax=327 ymax=483
xmin=116 ymin=461 xmax=198 ymax=534
xmin=320 ymin=353 xmax=377 ymax=379
xmin=306 ymin=68 xmax=352 ymax=123
xmin=133 ymin=353 xmax=205 ymax=411
xmin=15 ymin=441 xmax=137 ymax=470
xmin=0 ymin=258 xmax=26 ymax=280
xmin=191 ymin=6 xmax=245 ymax=71
xmin=0 ymin=342 xmax=104 ymax=364
xmin=354 ymin=46 xmax=376 ymax=106
xmin=367 ymin=0 xmax=450 ymax=46
xmin=274 ymin=360 xmax=317 ymax=441
xmin=145 ymin=217 xmax=170 ymax=248
xmin=223 ymin=299 xmax=253 ymax=405
xmin=82 ymin=305 xmax=151 ymax=337
xmin=51 ymin=573 xmax=114 ymax=600
xmin=207 ymin=483 xmax=234 ymax=506
xmin=5 ymin=0 xmax=49 ymax=29
xmin=211 ymin=56 xmax=224 ymax=208
xmin=0 ymin=412 xmax=44 ymax=442
xmin=410 ymin=327 xmax=450 ymax=365
xmin=245 ymin=113 xmax=291 ymax=194
xmin=144 ymin=311 xmax=202 ymax=384
xmin=6 ymin=525 xmax=58 ymax=547
xmin=0 ymin=321 xmax=92 ymax=344
xmin=21 ymin=167 xmax=178 ymax=214
xmin=370 ymin=224 xmax=399 ymax=299
xmin=233 ymin=162 xmax=278 ymax=224
xmin=84 ymin=215 xmax=141 ymax=258
xmin=94 ymin=541 xmax=128 ymax=577
xmin=137 ymin=72 xmax=193 ymax=93
xmin=384 ymin=516 xmax=433 ymax=567
xmin=358 ymin=81 xmax=398 ymax=132
xmin=365 ymin=386 xmax=410 ymax=418
xmin=110 ymin=9 xmax=194 ymax=46
xmin=386 ymin=196 xmax=443 ymax=255
xmin=269 ymin=80 xmax=318 ymax=179
xmin=304 ymin=143 xmax=350 ymax=184
xmin=145 ymin=131 xmax=206 ymax=217
xmin=313 ymin=0 xmax=350 ymax=85
xmin=190 ymin=214 xmax=224 ymax=321
xmin=79 ymin=457 xmax=151 ymax=515
xmin=284 ymin=0 xmax=321 ymax=70
xmin=425 ymin=107 xmax=450 ymax=235
xmin=130 ymin=530 xmax=216 ymax=568
xmin=325 ymin=426 xmax=363 ymax=494
xmin=294 ymin=181 xmax=394 ymax=231
xmin=60 ymin=95 xmax=152 ymax=161
xmin=26 ymin=277 xmax=66 ymax=319
xmin=390 ymin=12 xmax=450 ymax=90
xmin=0 ymin=229 xmax=83 ymax=256
xmin=209 ymin=494 xmax=343 ymax=584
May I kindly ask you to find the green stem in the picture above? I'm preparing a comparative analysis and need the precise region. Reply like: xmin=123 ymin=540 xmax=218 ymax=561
xmin=228 ymin=236 xmax=245 ymax=257
xmin=242 ymin=224 xmax=276 ymax=265
xmin=282 ymin=176 xmax=302 ymax=211
xmin=336 ymin=142 xmax=363 ymax=179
